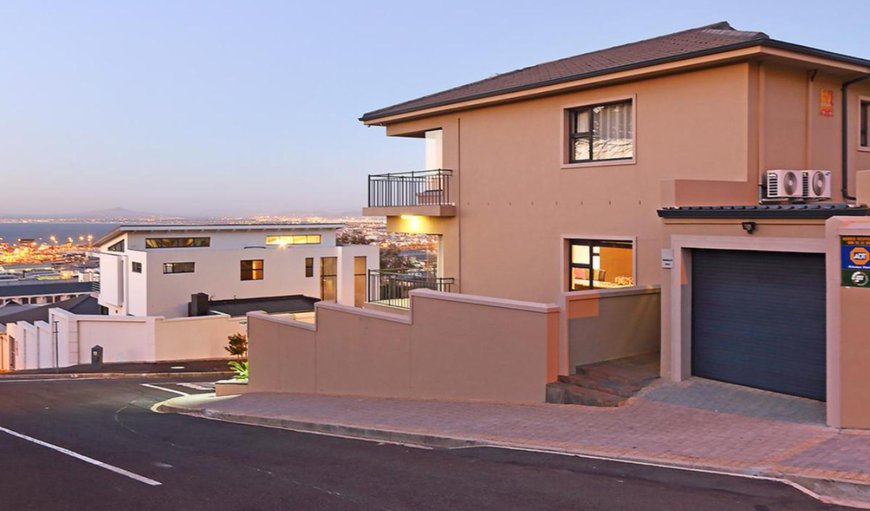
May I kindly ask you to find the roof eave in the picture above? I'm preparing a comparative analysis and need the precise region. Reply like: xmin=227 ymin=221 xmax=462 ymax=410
xmin=360 ymin=39 xmax=870 ymax=125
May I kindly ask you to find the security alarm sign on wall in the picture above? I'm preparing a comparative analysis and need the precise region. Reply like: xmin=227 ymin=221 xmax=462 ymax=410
xmin=841 ymin=236 xmax=870 ymax=287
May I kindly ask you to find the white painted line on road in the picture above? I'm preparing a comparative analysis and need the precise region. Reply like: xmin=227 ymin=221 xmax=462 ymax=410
xmin=140 ymin=383 xmax=189 ymax=396
xmin=0 ymin=426 xmax=161 ymax=486
xmin=175 ymin=382 xmax=213 ymax=391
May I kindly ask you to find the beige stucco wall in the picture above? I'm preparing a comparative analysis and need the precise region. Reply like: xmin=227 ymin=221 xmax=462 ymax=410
xmin=565 ymin=287 xmax=660 ymax=369
xmin=246 ymin=289 xmax=559 ymax=403
xmin=381 ymin=64 xmax=754 ymax=304
xmin=379 ymin=60 xmax=870 ymax=308
xmin=826 ymin=217 xmax=870 ymax=429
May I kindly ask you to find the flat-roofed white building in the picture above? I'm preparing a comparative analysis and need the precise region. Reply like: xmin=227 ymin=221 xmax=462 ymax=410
xmin=94 ymin=224 xmax=378 ymax=318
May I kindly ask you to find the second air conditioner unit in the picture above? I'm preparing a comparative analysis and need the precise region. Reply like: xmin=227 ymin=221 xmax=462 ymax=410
xmin=805 ymin=170 xmax=832 ymax=199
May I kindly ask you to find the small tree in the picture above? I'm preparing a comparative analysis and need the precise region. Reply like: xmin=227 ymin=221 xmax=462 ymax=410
xmin=225 ymin=332 xmax=248 ymax=359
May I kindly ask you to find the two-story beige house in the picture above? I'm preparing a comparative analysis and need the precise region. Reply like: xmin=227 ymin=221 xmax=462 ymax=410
xmin=246 ymin=23 xmax=870 ymax=429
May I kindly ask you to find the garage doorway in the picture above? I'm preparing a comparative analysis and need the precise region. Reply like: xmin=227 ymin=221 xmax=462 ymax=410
xmin=691 ymin=249 xmax=826 ymax=401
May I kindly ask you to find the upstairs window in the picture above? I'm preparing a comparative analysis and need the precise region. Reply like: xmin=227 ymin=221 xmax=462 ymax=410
xmin=132 ymin=262 xmax=142 ymax=273
xmin=266 ymin=235 xmax=322 ymax=246
xmin=568 ymin=100 xmax=633 ymax=163
xmin=146 ymin=237 xmax=210 ymax=249
xmin=107 ymin=240 xmax=125 ymax=252
xmin=240 ymin=259 xmax=264 ymax=281
xmin=861 ymin=100 xmax=869 ymax=148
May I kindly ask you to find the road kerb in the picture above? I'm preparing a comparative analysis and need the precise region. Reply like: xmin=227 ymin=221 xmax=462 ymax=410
xmin=156 ymin=397 xmax=870 ymax=510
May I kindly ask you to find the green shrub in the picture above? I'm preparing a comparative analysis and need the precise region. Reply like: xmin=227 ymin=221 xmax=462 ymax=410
xmin=228 ymin=360 xmax=248 ymax=381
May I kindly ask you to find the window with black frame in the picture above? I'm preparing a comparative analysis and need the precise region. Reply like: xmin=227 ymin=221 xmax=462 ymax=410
xmin=145 ymin=237 xmax=210 ymax=249
xmin=163 ymin=262 xmax=195 ymax=274
xmin=861 ymin=100 xmax=869 ymax=148
xmin=568 ymin=100 xmax=633 ymax=163
xmin=240 ymin=259 xmax=264 ymax=281
xmin=568 ymin=239 xmax=634 ymax=290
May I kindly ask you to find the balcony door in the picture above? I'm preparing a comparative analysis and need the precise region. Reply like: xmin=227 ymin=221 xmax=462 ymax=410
xmin=354 ymin=256 xmax=367 ymax=307
xmin=320 ymin=257 xmax=337 ymax=302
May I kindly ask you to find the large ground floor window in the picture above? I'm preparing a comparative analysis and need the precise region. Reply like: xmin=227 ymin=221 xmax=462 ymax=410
xmin=568 ymin=239 xmax=634 ymax=290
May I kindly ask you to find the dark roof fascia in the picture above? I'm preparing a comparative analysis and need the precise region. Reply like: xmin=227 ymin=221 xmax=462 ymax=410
xmin=0 ymin=282 xmax=95 ymax=298
xmin=761 ymin=38 xmax=870 ymax=69
xmin=360 ymin=39 xmax=870 ymax=123
xmin=657 ymin=205 xmax=870 ymax=220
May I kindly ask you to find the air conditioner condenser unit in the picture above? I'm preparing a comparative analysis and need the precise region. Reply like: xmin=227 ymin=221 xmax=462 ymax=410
xmin=805 ymin=170 xmax=832 ymax=199
xmin=766 ymin=170 xmax=803 ymax=199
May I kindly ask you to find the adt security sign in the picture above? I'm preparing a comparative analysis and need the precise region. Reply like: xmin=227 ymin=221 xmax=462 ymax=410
xmin=841 ymin=236 xmax=870 ymax=287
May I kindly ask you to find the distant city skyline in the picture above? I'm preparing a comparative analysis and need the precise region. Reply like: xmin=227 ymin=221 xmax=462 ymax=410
xmin=2 ymin=0 xmax=869 ymax=216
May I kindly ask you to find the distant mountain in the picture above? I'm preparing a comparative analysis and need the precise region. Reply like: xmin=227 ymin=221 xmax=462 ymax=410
xmin=65 ymin=208 xmax=182 ymax=220
xmin=0 ymin=208 xmax=187 ymax=221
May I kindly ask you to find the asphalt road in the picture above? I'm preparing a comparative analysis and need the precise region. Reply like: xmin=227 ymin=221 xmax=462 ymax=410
xmin=0 ymin=378 xmax=854 ymax=511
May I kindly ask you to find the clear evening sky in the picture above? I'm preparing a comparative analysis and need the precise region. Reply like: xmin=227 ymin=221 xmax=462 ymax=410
xmin=1 ymin=0 xmax=868 ymax=217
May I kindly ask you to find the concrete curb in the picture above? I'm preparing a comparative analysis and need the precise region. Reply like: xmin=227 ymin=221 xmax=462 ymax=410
xmin=157 ymin=397 xmax=870 ymax=510
xmin=0 ymin=371 xmax=234 ymax=380
xmin=156 ymin=398 xmax=481 ymax=449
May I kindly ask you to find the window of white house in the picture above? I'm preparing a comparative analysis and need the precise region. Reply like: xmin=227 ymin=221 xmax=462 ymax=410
xmin=146 ymin=237 xmax=210 ymax=249
xmin=568 ymin=100 xmax=633 ymax=163
xmin=240 ymin=259 xmax=264 ymax=281
xmin=861 ymin=100 xmax=869 ymax=148
xmin=163 ymin=262 xmax=195 ymax=274
xmin=107 ymin=240 xmax=125 ymax=252
xmin=132 ymin=262 xmax=142 ymax=273
xmin=266 ymin=235 xmax=322 ymax=246
xmin=568 ymin=239 xmax=634 ymax=290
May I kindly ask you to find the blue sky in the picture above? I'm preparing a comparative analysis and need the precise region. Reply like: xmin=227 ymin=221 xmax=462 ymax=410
xmin=1 ymin=0 xmax=868 ymax=217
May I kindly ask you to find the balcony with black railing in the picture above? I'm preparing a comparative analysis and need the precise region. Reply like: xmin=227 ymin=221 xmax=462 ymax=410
xmin=367 ymin=269 xmax=454 ymax=309
xmin=363 ymin=169 xmax=456 ymax=217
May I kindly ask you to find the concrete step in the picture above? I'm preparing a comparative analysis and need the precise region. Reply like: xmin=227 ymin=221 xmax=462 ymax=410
xmin=556 ymin=373 xmax=645 ymax=398
xmin=574 ymin=354 xmax=660 ymax=387
xmin=545 ymin=382 xmax=626 ymax=407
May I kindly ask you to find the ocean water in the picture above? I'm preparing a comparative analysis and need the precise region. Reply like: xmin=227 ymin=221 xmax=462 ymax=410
xmin=0 ymin=223 xmax=118 ymax=244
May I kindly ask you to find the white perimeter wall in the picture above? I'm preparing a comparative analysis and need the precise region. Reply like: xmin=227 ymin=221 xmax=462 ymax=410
xmin=5 ymin=309 xmax=247 ymax=370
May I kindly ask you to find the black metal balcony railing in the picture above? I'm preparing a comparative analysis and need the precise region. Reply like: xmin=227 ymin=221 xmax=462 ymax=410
xmin=368 ymin=169 xmax=453 ymax=208
xmin=367 ymin=269 xmax=454 ymax=309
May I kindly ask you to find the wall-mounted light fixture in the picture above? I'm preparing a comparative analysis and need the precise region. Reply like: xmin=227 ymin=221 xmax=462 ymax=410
xmin=741 ymin=221 xmax=757 ymax=234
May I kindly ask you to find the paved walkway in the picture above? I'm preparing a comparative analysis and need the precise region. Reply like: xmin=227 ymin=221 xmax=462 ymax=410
xmin=161 ymin=378 xmax=870 ymax=509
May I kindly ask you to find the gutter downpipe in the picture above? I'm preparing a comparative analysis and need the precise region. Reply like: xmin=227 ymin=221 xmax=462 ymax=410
xmin=841 ymin=74 xmax=870 ymax=201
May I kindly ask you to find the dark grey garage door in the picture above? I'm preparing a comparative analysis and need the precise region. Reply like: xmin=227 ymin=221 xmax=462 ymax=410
xmin=691 ymin=249 xmax=826 ymax=401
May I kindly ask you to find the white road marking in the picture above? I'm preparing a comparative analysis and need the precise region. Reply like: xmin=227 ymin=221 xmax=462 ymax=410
xmin=0 ymin=426 xmax=161 ymax=486
xmin=175 ymin=382 xmax=213 ymax=391
xmin=140 ymin=383 xmax=189 ymax=396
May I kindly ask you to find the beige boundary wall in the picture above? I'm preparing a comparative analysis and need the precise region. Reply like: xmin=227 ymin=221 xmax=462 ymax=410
xmin=245 ymin=289 xmax=560 ymax=404
xmin=562 ymin=286 xmax=661 ymax=371
xmin=3 ymin=309 xmax=246 ymax=370
xmin=826 ymin=217 xmax=870 ymax=429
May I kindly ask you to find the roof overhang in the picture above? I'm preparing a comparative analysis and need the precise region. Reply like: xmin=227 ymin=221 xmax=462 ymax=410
xmin=361 ymin=41 xmax=870 ymax=126
xmin=94 ymin=223 xmax=345 ymax=247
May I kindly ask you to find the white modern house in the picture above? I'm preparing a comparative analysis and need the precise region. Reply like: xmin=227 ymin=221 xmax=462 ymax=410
xmin=0 ymin=224 xmax=379 ymax=372
xmin=95 ymin=224 xmax=379 ymax=318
